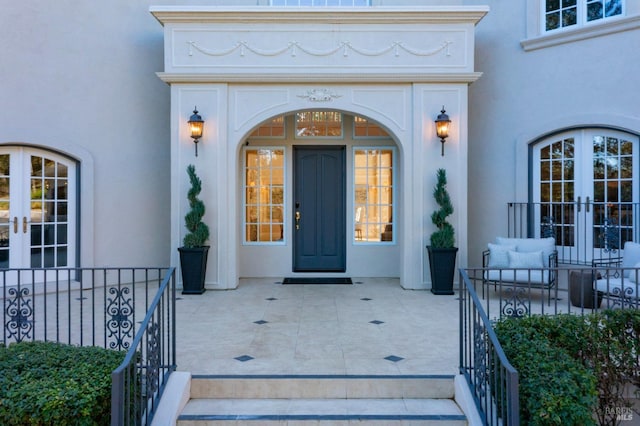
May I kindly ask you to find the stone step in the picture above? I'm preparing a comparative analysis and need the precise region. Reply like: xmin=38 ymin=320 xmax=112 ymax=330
xmin=176 ymin=375 xmax=467 ymax=425
xmin=189 ymin=375 xmax=456 ymax=399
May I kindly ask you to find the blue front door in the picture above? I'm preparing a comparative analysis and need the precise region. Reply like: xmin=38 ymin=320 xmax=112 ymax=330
xmin=293 ymin=146 xmax=346 ymax=272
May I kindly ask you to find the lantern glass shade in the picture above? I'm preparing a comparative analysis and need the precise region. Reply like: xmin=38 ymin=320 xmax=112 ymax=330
xmin=188 ymin=109 xmax=204 ymax=140
xmin=435 ymin=109 xmax=450 ymax=140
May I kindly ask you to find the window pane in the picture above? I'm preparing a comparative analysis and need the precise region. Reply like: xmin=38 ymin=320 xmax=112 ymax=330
xmin=244 ymin=148 xmax=285 ymax=243
xmin=587 ymin=0 xmax=604 ymax=21
xmin=540 ymin=161 xmax=550 ymax=181
xmin=562 ymin=7 xmax=577 ymax=26
xmin=353 ymin=148 xmax=394 ymax=243
xmin=250 ymin=116 xmax=285 ymax=138
xmin=354 ymin=116 xmax=389 ymax=138
xmin=296 ymin=111 xmax=343 ymax=138
xmin=546 ymin=12 xmax=560 ymax=31
xmin=605 ymin=0 xmax=622 ymax=17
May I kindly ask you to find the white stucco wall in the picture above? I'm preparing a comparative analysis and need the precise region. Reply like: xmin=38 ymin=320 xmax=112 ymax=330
xmin=466 ymin=0 xmax=640 ymax=265
xmin=0 ymin=0 xmax=172 ymax=267
xmin=1 ymin=0 xmax=481 ymax=280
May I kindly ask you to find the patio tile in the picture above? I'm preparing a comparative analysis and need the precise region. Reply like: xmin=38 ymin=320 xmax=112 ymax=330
xmin=175 ymin=278 xmax=460 ymax=376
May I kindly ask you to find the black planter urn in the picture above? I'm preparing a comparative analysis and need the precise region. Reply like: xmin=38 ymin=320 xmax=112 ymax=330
xmin=178 ymin=246 xmax=209 ymax=295
xmin=427 ymin=246 xmax=458 ymax=295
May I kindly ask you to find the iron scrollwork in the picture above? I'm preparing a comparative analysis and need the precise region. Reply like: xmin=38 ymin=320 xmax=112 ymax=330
xmin=145 ymin=321 xmax=161 ymax=395
xmin=501 ymin=286 xmax=529 ymax=318
xmin=473 ymin=321 xmax=488 ymax=399
xmin=5 ymin=287 xmax=33 ymax=343
xmin=106 ymin=286 xmax=134 ymax=350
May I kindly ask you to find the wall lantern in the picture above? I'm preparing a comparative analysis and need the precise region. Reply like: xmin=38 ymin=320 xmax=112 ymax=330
xmin=188 ymin=107 xmax=204 ymax=157
xmin=435 ymin=106 xmax=451 ymax=156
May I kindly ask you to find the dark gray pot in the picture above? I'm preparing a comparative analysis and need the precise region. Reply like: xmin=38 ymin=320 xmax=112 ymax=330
xmin=427 ymin=246 xmax=458 ymax=295
xmin=178 ymin=246 xmax=209 ymax=295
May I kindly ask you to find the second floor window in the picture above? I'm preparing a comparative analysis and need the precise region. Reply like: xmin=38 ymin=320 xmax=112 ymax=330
xmin=544 ymin=0 xmax=623 ymax=32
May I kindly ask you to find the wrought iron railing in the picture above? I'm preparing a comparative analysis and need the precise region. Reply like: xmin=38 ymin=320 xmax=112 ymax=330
xmin=459 ymin=269 xmax=519 ymax=425
xmin=506 ymin=201 xmax=640 ymax=265
xmin=461 ymin=265 xmax=640 ymax=424
xmin=0 ymin=267 xmax=176 ymax=426
xmin=111 ymin=267 xmax=176 ymax=426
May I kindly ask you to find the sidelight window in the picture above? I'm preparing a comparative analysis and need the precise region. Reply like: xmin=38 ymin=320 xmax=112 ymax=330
xmin=353 ymin=148 xmax=394 ymax=243
xmin=244 ymin=147 xmax=285 ymax=244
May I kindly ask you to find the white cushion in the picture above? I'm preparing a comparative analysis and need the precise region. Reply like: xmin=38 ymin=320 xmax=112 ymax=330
xmin=487 ymin=243 xmax=516 ymax=268
xmin=628 ymin=262 xmax=640 ymax=283
xmin=496 ymin=237 xmax=555 ymax=267
xmin=594 ymin=277 xmax=639 ymax=299
xmin=484 ymin=269 xmax=551 ymax=286
xmin=622 ymin=241 xmax=640 ymax=278
xmin=508 ymin=250 xmax=544 ymax=269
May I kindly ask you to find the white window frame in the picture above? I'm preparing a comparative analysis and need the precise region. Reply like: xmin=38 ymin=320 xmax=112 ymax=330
xmin=541 ymin=0 xmax=624 ymax=33
xmin=242 ymin=146 xmax=286 ymax=246
xmin=522 ymin=0 xmax=639 ymax=51
xmin=353 ymin=146 xmax=396 ymax=245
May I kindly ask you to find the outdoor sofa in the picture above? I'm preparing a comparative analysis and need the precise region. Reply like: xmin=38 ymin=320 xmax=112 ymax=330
xmin=593 ymin=241 xmax=640 ymax=307
xmin=482 ymin=237 xmax=558 ymax=303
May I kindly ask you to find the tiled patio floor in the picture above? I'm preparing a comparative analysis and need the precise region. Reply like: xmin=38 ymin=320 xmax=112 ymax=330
xmin=174 ymin=278 xmax=460 ymax=376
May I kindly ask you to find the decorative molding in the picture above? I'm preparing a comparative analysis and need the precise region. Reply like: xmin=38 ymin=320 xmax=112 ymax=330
xmin=297 ymin=89 xmax=342 ymax=102
xmin=151 ymin=6 xmax=489 ymax=26
xmin=157 ymin=72 xmax=483 ymax=84
xmin=187 ymin=40 xmax=452 ymax=59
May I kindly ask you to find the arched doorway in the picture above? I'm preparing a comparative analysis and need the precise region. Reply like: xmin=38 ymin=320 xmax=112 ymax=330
xmin=531 ymin=128 xmax=640 ymax=262
xmin=238 ymin=111 xmax=400 ymax=278
xmin=159 ymin=7 xmax=482 ymax=291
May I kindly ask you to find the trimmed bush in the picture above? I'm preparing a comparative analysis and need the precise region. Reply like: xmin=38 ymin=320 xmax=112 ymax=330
xmin=0 ymin=341 xmax=126 ymax=426
xmin=495 ymin=310 xmax=640 ymax=426
xmin=495 ymin=316 xmax=597 ymax=425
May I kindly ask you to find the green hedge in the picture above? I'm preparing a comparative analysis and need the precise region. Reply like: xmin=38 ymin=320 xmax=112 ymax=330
xmin=495 ymin=310 xmax=640 ymax=425
xmin=0 ymin=341 xmax=126 ymax=426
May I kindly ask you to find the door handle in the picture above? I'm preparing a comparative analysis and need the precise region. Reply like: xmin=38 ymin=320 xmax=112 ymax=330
xmin=23 ymin=216 xmax=27 ymax=234
xmin=295 ymin=211 xmax=301 ymax=230
xmin=13 ymin=217 xmax=17 ymax=234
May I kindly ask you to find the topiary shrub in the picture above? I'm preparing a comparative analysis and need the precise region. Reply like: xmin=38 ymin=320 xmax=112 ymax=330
xmin=430 ymin=168 xmax=455 ymax=248
xmin=0 ymin=341 xmax=126 ymax=426
xmin=183 ymin=164 xmax=210 ymax=248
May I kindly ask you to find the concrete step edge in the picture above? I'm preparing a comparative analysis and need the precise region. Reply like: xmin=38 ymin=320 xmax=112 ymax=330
xmin=189 ymin=375 xmax=456 ymax=399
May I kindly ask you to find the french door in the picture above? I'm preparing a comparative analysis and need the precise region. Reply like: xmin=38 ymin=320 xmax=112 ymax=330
xmin=533 ymin=129 xmax=639 ymax=262
xmin=0 ymin=147 xmax=76 ymax=273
